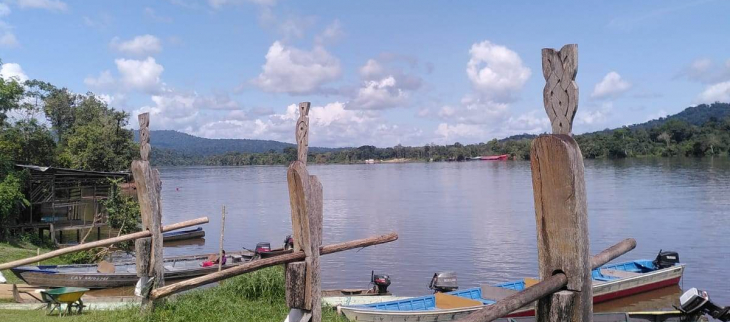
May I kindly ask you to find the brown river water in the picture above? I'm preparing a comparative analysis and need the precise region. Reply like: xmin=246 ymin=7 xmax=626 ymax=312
xmin=140 ymin=158 xmax=729 ymax=311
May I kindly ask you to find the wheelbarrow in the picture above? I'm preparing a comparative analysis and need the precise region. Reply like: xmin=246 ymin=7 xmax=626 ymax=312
xmin=40 ymin=287 xmax=89 ymax=316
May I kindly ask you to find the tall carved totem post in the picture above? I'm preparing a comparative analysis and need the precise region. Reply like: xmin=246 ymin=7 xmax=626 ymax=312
xmin=285 ymin=102 xmax=324 ymax=322
xmin=532 ymin=44 xmax=592 ymax=322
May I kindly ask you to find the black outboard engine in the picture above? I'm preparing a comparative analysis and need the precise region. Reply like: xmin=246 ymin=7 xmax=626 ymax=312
xmin=429 ymin=272 xmax=458 ymax=293
xmin=679 ymin=288 xmax=730 ymax=321
xmin=653 ymin=250 xmax=679 ymax=269
xmin=284 ymin=235 xmax=294 ymax=250
xmin=370 ymin=271 xmax=391 ymax=294
xmin=255 ymin=242 xmax=271 ymax=256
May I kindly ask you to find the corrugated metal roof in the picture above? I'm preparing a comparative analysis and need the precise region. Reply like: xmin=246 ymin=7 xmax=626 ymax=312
xmin=15 ymin=164 xmax=131 ymax=177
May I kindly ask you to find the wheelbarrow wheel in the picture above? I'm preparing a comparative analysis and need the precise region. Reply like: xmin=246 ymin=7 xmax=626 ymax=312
xmin=76 ymin=300 xmax=84 ymax=314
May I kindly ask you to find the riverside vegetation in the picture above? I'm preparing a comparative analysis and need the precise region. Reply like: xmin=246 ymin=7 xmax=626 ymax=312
xmin=0 ymin=266 xmax=346 ymax=322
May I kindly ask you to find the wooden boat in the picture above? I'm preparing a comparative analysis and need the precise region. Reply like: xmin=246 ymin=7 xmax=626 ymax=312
xmin=478 ymin=311 xmax=705 ymax=322
xmin=321 ymin=289 xmax=408 ymax=307
xmin=340 ymin=259 xmax=684 ymax=322
xmin=162 ymin=226 xmax=205 ymax=242
xmin=478 ymin=154 xmax=509 ymax=161
xmin=10 ymin=251 xmax=253 ymax=289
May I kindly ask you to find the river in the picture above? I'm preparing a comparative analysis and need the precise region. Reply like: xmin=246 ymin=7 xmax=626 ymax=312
xmin=156 ymin=157 xmax=730 ymax=310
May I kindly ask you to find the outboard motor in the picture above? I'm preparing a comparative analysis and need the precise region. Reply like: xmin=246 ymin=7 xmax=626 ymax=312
xmin=679 ymin=288 xmax=730 ymax=321
xmin=255 ymin=242 xmax=271 ymax=256
xmin=653 ymin=250 xmax=679 ymax=269
xmin=284 ymin=235 xmax=294 ymax=250
xmin=429 ymin=272 xmax=458 ymax=293
xmin=370 ymin=271 xmax=391 ymax=294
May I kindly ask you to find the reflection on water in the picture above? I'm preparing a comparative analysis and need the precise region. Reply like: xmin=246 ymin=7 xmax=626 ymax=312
xmin=595 ymin=286 xmax=682 ymax=313
xmin=154 ymin=157 xmax=730 ymax=312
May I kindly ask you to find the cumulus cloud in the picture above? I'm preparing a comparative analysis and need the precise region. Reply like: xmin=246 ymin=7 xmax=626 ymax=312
xmin=0 ymin=62 xmax=28 ymax=82
xmin=115 ymin=57 xmax=164 ymax=93
xmin=346 ymin=57 xmax=423 ymax=110
xmin=86 ymin=57 xmax=165 ymax=93
xmin=251 ymin=41 xmax=341 ymax=95
xmin=17 ymin=0 xmax=67 ymax=11
xmin=466 ymin=40 xmax=531 ymax=102
xmin=315 ymin=19 xmax=344 ymax=45
xmin=696 ymin=81 xmax=730 ymax=103
xmin=0 ymin=32 xmax=18 ymax=47
xmin=110 ymin=35 xmax=162 ymax=56
xmin=591 ymin=71 xmax=631 ymax=99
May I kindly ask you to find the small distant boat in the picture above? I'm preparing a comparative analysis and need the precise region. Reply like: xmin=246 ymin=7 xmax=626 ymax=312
xmin=341 ymin=255 xmax=684 ymax=322
xmin=477 ymin=154 xmax=509 ymax=161
xmin=162 ymin=226 xmax=205 ymax=242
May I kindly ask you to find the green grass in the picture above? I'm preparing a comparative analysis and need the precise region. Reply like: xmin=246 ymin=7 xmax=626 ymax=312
xmin=0 ymin=241 xmax=68 ymax=284
xmin=0 ymin=266 xmax=348 ymax=322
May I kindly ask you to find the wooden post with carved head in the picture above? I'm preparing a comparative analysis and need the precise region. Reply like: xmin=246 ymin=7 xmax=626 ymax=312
xmin=131 ymin=112 xmax=165 ymax=311
xmin=533 ymin=44 xmax=592 ymax=322
xmin=285 ymin=102 xmax=323 ymax=322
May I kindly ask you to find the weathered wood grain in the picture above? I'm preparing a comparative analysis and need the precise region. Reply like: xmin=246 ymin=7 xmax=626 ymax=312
xmin=286 ymin=261 xmax=307 ymax=309
xmin=542 ymin=45 xmax=578 ymax=135
xmin=135 ymin=237 xmax=152 ymax=278
xmin=296 ymin=102 xmax=310 ymax=164
xmin=0 ymin=217 xmax=208 ymax=270
xmin=150 ymin=232 xmax=398 ymax=300
xmin=139 ymin=113 xmax=151 ymax=162
xmin=218 ymin=205 xmax=226 ymax=272
xmin=538 ymin=291 xmax=577 ymax=322
xmin=530 ymin=134 xmax=591 ymax=322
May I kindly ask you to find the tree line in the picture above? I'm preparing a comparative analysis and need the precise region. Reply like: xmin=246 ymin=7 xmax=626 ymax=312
xmin=0 ymin=60 xmax=137 ymax=230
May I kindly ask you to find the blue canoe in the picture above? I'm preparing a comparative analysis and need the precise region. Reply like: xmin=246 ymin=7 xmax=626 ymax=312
xmin=162 ymin=226 xmax=205 ymax=242
xmin=339 ymin=259 xmax=684 ymax=322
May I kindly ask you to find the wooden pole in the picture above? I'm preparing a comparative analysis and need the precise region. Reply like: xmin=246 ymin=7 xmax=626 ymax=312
xmin=534 ymin=44 xmax=589 ymax=322
xmin=458 ymin=238 xmax=636 ymax=322
xmin=0 ymin=217 xmax=209 ymax=270
xmin=218 ymin=205 xmax=226 ymax=272
xmin=132 ymin=112 xmax=165 ymax=310
xmin=150 ymin=232 xmax=398 ymax=300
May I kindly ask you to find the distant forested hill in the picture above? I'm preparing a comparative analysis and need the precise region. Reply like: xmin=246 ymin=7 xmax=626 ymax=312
xmin=629 ymin=103 xmax=730 ymax=130
xmin=135 ymin=130 xmax=337 ymax=156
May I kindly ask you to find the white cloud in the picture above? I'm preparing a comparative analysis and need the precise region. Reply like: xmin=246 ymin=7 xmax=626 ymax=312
xmin=83 ymin=14 xmax=112 ymax=29
xmin=348 ymin=76 xmax=407 ymax=110
xmin=576 ymin=102 xmax=614 ymax=127
xmin=591 ymin=71 xmax=631 ymax=99
xmin=144 ymin=8 xmax=172 ymax=23
xmin=0 ymin=3 xmax=11 ymax=16
xmin=17 ymin=0 xmax=67 ymax=11
xmin=116 ymin=57 xmax=164 ymax=93
xmin=466 ymin=40 xmax=531 ymax=102
xmin=110 ymin=35 xmax=162 ymax=56
xmin=252 ymin=41 xmax=341 ymax=95
xmin=208 ymin=0 xmax=275 ymax=9
xmin=696 ymin=81 xmax=730 ymax=103
xmin=435 ymin=123 xmax=486 ymax=142
xmin=0 ymin=62 xmax=28 ymax=82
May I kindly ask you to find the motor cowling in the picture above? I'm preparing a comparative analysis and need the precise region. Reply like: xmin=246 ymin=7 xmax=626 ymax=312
xmin=679 ymin=288 xmax=730 ymax=321
xmin=371 ymin=272 xmax=391 ymax=294
xmin=255 ymin=242 xmax=271 ymax=255
xmin=284 ymin=235 xmax=294 ymax=250
xmin=429 ymin=272 xmax=458 ymax=293
xmin=653 ymin=250 xmax=679 ymax=269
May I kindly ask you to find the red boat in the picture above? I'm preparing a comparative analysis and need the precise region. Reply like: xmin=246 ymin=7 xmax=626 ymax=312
xmin=479 ymin=154 xmax=509 ymax=161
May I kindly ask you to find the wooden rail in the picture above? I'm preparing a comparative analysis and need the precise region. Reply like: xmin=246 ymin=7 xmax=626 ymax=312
xmin=459 ymin=238 xmax=636 ymax=322
xmin=149 ymin=232 xmax=398 ymax=300
xmin=0 ymin=217 xmax=209 ymax=270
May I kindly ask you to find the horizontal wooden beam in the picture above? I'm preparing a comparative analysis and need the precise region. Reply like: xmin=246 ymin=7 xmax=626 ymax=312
xmin=458 ymin=238 xmax=636 ymax=322
xmin=150 ymin=232 xmax=398 ymax=300
xmin=0 ymin=217 xmax=209 ymax=270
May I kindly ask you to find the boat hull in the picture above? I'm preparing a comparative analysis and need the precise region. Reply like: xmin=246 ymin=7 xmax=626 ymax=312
xmin=162 ymin=228 xmax=205 ymax=242
xmin=341 ymin=265 xmax=685 ymax=322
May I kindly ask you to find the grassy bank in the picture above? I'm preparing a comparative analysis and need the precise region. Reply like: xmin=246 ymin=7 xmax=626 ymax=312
xmin=1 ymin=266 xmax=347 ymax=322
xmin=0 ymin=241 xmax=68 ymax=285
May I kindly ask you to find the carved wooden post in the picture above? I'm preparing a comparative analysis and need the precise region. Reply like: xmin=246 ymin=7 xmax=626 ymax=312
xmin=532 ymin=44 xmax=591 ymax=322
xmin=285 ymin=102 xmax=323 ymax=322
xmin=132 ymin=113 xmax=165 ymax=311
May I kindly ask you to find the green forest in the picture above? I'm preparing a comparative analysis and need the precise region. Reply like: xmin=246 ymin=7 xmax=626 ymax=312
xmin=0 ymin=61 xmax=137 ymax=227
xmin=152 ymin=102 xmax=730 ymax=166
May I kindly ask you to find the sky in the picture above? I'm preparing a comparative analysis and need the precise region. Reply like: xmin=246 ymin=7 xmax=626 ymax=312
xmin=1 ymin=0 xmax=729 ymax=148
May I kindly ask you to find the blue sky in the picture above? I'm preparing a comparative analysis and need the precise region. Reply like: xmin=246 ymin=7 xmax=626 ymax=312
xmin=1 ymin=0 xmax=729 ymax=147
